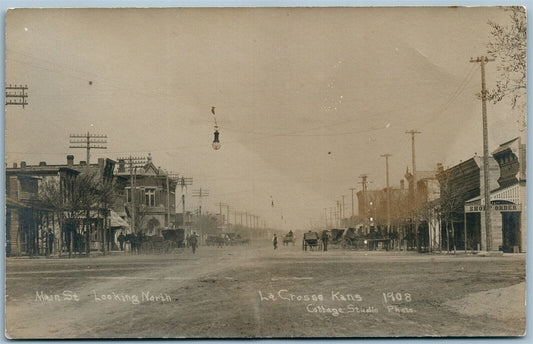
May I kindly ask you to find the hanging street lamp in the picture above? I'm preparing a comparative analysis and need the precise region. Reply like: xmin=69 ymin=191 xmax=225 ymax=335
xmin=211 ymin=106 xmax=221 ymax=150
xmin=212 ymin=126 xmax=221 ymax=150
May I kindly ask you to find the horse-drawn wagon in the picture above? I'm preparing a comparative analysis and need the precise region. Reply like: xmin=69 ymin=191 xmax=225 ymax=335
xmin=162 ymin=228 xmax=185 ymax=249
xmin=125 ymin=229 xmax=185 ymax=254
xmin=205 ymin=233 xmax=231 ymax=246
xmin=302 ymin=231 xmax=321 ymax=251
xmin=282 ymin=231 xmax=296 ymax=246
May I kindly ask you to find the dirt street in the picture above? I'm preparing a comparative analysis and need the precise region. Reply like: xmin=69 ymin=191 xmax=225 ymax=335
xmin=5 ymin=242 xmax=526 ymax=338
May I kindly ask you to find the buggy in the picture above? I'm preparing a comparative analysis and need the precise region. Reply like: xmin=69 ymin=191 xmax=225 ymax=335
xmin=282 ymin=231 xmax=296 ymax=246
xmin=302 ymin=231 xmax=321 ymax=251
xmin=162 ymin=228 xmax=185 ymax=249
xmin=206 ymin=233 xmax=230 ymax=246
xmin=226 ymin=232 xmax=248 ymax=245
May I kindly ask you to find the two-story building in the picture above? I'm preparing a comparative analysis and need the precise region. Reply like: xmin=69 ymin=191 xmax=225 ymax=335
xmin=5 ymin=155 xmax=120 ymax=256
xmin=114 ymin=154 xmax=178 ymax=236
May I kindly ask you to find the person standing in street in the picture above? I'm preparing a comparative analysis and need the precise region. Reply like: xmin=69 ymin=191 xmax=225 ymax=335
xmin=118 ymin=231 xmax=125 ymax=251
xmin=272 ymin=234 xmax=278 ymax=250
xmin=321 ymin=230 xmax=329 ymax=252
xmin=190 ymin=232 xmax=198 ymax=254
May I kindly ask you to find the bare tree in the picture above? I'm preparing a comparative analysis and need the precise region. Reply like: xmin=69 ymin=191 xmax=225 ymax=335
xmin=487 ymin=7 xmax=527 ymax=111
xmin=438 ymin=175 xmax=462 ymax=254
xmin=39 ymin=172 xmax=115 ymax=257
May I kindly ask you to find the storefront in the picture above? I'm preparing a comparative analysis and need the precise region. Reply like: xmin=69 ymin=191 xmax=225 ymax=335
xmin=464 ymin=182 xmax=526 ymax=253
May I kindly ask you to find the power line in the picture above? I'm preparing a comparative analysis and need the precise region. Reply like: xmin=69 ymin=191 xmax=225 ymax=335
xmin=5 ymin=84 xmax=28 ymax=108
xmin=192 ymin=188 xmax=209 ymax=215
xmin=69 ymin=132 xmax=107 ymax=167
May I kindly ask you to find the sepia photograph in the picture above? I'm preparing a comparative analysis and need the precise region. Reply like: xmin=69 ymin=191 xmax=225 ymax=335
xmin=3 ymin=5 xmax=527 ymax=339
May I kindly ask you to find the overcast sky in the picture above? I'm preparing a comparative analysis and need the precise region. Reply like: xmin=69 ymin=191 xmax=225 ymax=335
xmin=5 ymin=7 xmax=525 ymax=229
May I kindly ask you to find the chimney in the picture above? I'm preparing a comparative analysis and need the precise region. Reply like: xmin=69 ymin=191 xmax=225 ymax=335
xmin=80 ymin=161 xmax=87 ymax=166
xmin=67 ymin=155 xmax=74 ymax=167
xmin=12 ymin=162 xmax=17 ymax=168
xmin=400 ymin=179 xmax=405 ymax=190
xmin=39 ymin=161 xmax=47 ymax=166
xmin=118 ymin=159 xmax=125 ymax=173
xmin=436 ymin=163 xmax=444 ymax=174
xmin=20 ymin=161 xmax=26 ymax=169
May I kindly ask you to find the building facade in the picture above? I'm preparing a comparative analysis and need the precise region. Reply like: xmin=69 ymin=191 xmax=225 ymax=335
xmin=463 ymin=137 xmax=526 ymax=252
xmin=115 ymin=154 xmax=178 ymax=236
xmin=5 ymin=155 xmax=118 ymax=256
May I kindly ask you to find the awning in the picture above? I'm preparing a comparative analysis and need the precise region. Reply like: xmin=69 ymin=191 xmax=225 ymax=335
xmin=465 ymin=183 xmax=523 ymax=206
xmin=110 ymin=210 xmax=130 ymax=228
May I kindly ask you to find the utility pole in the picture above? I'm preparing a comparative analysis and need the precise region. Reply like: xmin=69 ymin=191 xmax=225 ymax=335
xmin=471 ymin=56 xmax=495 ymax=251
xmin=218 ymin=202 xmax=225 ymax=228
xmin=177 ymin=176 xmax=193 ymax=227
xmin=405 ymin=130 xmax=421 ymax=250
xmin=381 ymin=154 xmax=392 ymax=235
xmin=5 ymin=84 xmax=28 ymax=108
xmin=70 ymin=133 xmax=107 ymax=255
xmin=358 ymin=174 xmax=369 ymax=216
xmin=226 ymin=205 xmax=231 ymax=231
xmin=165 ymin=172 xmax=180 ymax=228
xmin=349 ymin=188 xmax=356 ymax=218
xmin=192 ymin=188 xmax=209 ymax=216
xmin=167 ymin=176 xmax=170 ymax=227
xmin=117 ymin=156 xmax=145 ymax=235
xmin=335 ymin=200 xmax=341 ymax=227
xmin=405 ymin=130 xmax=421 ymax=185
xmin=70 ymin=132 xmax=107 ymax=168
xmin=359 ymin=174 xmax=370 ymax=233
xmin=341 ymin=195 xmax=346 ymax=225
xmin=324 ymin=208 xmax=328 ymax=229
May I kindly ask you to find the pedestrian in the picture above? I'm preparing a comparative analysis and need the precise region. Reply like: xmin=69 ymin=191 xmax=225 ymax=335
xmin=47 ymin=228 xmax=54 ymax=255
xmin=272 ymin=234 xmax=278 ymax=250
xmin=190 ymin=232 xmax=198 ymax=254
xmin=118 ymin=231 xmax=125 ymax=251
xmin=321 ymin=230 xmax=329 ymax=252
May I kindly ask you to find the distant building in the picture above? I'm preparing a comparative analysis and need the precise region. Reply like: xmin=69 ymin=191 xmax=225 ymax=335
xmin=404 ymin=168 xmax=441 ymax=252
xmin=355 ymin=180 xmax=409 ymax=247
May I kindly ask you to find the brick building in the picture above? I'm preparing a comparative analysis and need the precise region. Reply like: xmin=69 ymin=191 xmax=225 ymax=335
xmin=115 ymin=154 xmax=178 ymax=236
xmin=5 ymin=156 xmax=117 ymax=256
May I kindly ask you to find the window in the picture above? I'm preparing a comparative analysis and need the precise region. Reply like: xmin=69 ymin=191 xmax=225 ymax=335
xmin=125 ymin=188 xmax=132 ymax=203
xmin=145 ymin=188 xmax=156 ymax=207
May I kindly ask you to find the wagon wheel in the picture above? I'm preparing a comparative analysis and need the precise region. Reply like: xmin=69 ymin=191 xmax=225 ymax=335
xmin=140 ymin=241 xmax=149 ymax=253
xmin=341 ymin=239 xmax=348 ymax=249
xmin=167 ymin=241 xmax=176 ymax=253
